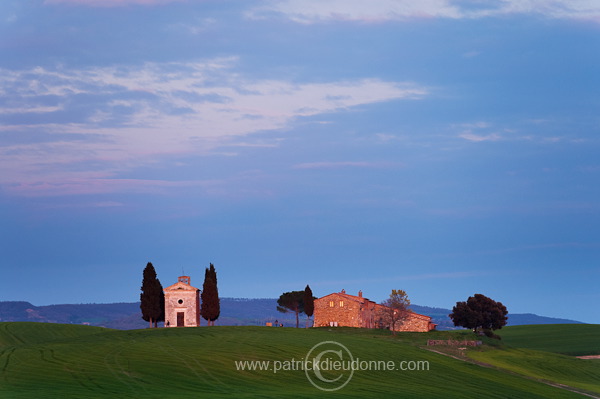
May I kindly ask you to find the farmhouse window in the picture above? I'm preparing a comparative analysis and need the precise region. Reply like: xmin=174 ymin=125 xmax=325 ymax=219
xmin=329 ymin=300 xmax=334 ymax=307
xmin=339 ymin=301 xmax=344 ymax=307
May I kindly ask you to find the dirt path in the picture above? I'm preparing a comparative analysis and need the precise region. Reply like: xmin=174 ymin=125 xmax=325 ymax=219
xmin=423 ymin=347 xmax=600 ymax=399
xmin=577 ymin=355 xmax=600 ymax=360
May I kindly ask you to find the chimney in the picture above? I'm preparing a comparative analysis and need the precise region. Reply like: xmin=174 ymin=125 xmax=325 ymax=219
xmin=341 ymin=289 xmax=346 ymax=294
xmin=358 ymin=290 xmax=362 ymax=298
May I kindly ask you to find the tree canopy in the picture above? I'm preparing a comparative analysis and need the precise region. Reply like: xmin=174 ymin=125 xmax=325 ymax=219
xmin=378 ymin=289 xmax=411 ymax=334
xmin=140 ymin=262 xmax=164 ymax=328
xmin=450 ymin=293 xmax=508 ymax=332
xmin=200 ymin=263 xmax=220 ymax=326
xmin=277 ymin=291 xmax=305 ymax=328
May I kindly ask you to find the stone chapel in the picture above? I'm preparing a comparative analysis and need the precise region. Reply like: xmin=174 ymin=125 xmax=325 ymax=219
xmin=164 ymin=276 xmax=201 ymax=327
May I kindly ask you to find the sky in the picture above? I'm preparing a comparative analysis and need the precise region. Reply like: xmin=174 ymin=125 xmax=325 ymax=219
xmin=1 ymin=0 xmax=599 ymax=324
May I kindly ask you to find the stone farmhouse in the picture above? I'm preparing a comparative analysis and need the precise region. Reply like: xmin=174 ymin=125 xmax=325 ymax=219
xmin=164 ymin=276 xmax=201 ymax=327
xmin=313 ymin=289 xmax=436 ymax=332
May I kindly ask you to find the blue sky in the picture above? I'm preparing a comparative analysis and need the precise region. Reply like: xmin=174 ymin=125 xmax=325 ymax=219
xmin=1 ymin=0 xmax=599 ymax=324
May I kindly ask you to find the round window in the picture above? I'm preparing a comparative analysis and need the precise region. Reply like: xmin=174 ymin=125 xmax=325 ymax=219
xmin=178 ymin=299 xmax=183 ymax=304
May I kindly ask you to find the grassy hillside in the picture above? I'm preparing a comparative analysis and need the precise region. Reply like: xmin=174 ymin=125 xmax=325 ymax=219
xmin=467 ymin=325 xmax=600 ymax=396
xmin=0 ymin=323 xmax=595 ymax=398
xmin=0 ymin=322 xmax=106 ymax=347
xmin=496 ymin=324 xmax=600 ymax=356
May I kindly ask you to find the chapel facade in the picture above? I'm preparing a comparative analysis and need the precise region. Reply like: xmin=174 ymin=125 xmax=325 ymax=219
xmin=164 ymin=276 xmax=201 ymax=327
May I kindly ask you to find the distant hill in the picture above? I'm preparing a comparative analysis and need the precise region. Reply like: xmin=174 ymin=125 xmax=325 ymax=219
xmin=0 ymin=299 xmax=584 ymax=330
xmin=409 ymin=305 xmax=584 ymax=330
xmin=0 ymin=299 xmax=299 ymax=329
xmin=504 ymin=313 xmax=585 ymax=326
xmin=0 ymin=301 xmax=145 ymax=329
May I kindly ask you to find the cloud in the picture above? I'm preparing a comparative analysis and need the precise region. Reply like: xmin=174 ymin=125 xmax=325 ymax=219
xmin=458 ymin=132 xmax=501 ymax=142
xmin=293 ymin=161 xmax=399 ymax=170
xmin=167 ymin=18 xmax=217 ymax=35
xmin=0 ymin=58 xmax=427 ymax=196
xmin=456 ymin=121 xmax=502 ymax=142
xmin=251 ymin=0 xmax=600 ymax=23
xmin=455 ymin=120 xmax=575 ymax=144
xmin=249 ymin=0 xmax=462 ymax=23
xmin=462 ymin=50 xmax=481 ymax=58
xmin=43 ymin=0 xmax=187 ymax=7
xmin=7 ymin=178 xmax=216 ymax=197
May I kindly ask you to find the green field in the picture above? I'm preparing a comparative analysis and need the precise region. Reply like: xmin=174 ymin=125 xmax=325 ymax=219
xmin=0 ymin=322 xmax=597 ymax=398
xmin=466 ymin=324 xmax=600 ymax=396
xmin=497 ymin=324 xmax=600 ymax=356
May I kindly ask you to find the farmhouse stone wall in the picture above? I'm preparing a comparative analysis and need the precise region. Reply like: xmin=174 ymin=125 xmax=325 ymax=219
xmin=393 ymin=312 xmax=437 ymax=332
xmin=313 ymin=292 xmax=372 ymax=328
xmin=313 ymin=290 xmax=436 ymax=332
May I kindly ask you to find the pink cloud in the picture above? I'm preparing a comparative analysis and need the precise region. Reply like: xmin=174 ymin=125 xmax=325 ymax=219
xmin=44 ymin=0 xmax=187 ymax=7
xmin=5 ymin=178 xmax=212 ymax=197
xmin=293 ymin=161 xmax=402 ymax=170
xmin=251 ymin=0 xmax=600 ymax=24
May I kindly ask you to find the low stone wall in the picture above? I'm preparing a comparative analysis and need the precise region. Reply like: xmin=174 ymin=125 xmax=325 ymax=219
xmin=393 ymin=314 xmax=434 ymax=332
xmin=427 ymin=340 xmax=482 ymax=347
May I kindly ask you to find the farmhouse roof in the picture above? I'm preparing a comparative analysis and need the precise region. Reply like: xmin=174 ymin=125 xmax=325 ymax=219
xmin=317 ymin=290 xmax=374 ymax=304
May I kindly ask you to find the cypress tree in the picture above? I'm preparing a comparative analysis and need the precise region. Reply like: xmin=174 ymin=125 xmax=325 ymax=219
xmin=140 ymin=262 xmax=164 ymax=328
xmin=303 ymin=285 xmax=314 ymax=327
xmin=155 ymin=278 xmax=165 ymax=328
xmin=201 ymin=263 xmax=220 ymax=326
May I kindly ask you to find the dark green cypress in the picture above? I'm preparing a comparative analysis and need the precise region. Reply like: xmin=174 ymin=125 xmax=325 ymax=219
xmin=303 ymin=285 xmax=314 ymax=320
xmin=140 ymin=262 xmax=164 ymax=328
xmin=201 ymin=263 xmax=220 ymax=326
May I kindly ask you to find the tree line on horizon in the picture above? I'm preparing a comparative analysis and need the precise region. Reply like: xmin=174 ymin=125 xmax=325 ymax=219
xmin=276 ymin=287 xmax=508 ymax=335
xmin=141 ymin=261 xmax=507 ymax=334
xmin=139 ymin=262 xmax=220 ymax=328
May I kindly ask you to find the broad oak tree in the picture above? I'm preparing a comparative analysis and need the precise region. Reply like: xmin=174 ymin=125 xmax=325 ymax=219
xmin=450 ymin=293 xmax=508 ymax=332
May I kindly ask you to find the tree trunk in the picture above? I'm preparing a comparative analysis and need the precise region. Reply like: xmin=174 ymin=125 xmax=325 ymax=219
xmin=295 ymin=310 xmax=299 ymax=328
xmin=149 ymin=318 xmax=153 ymax=328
